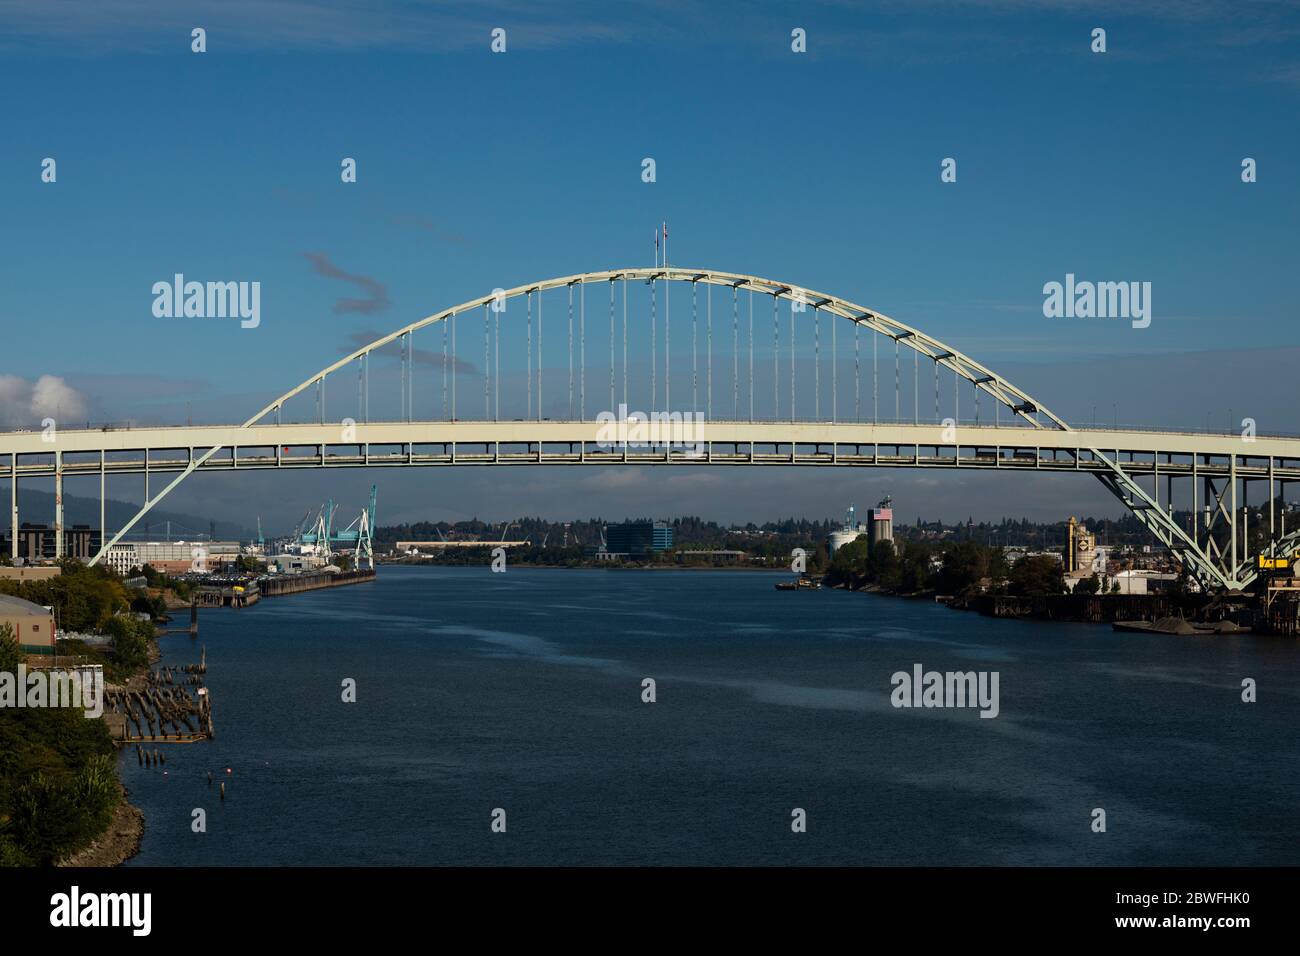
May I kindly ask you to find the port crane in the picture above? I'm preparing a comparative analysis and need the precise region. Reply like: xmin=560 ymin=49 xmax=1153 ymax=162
xmin=330 ymin=485 xmax=378 ymax=570
xmin=295 ymin=486 xmax=377 ymax=570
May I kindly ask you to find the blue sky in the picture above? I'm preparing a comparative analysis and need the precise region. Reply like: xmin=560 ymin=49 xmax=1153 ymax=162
xmin=2 ymin=0 xmax=1299 ymax=530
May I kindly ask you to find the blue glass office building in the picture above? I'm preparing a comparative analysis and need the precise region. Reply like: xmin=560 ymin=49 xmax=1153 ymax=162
xmin=605 ymin=521 xmax=674 ymax=555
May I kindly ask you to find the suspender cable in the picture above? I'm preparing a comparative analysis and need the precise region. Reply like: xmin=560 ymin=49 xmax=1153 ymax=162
xmin=609 ymin=280 xmax=615 ymax=414
xmin=873 ymin=328 xmax=878 ymax=424
xmin=913 ymin=346 xmax=918 ymax=425
xmin=452 ymin=312 xmax=457 ymax=420
xmin=954 ymin=366 xmax=959 ymax=426
xmin=789 ymin=297 xmax=795 ymax=423
xmin=748 ymin=289 xmax=754 ymax=422
xmin=692 ymin=280 xmax=698 ymax=415
xmin=651 ymin=275 xmax=657 ymax=414
xmin=894 ymin=336 xmax=900 ymax=422
xmin=814 ymin=307 xmax=820 ymax=421
xmin=772 ymin=294 xmax=779 ymax=419
xmin=526 ymin=292 xmax=532 ymax=421
xmin=536 ymin=293 xmax=543 ymax=421
xmin=854 ymin=321 xmax=860 ymax=422
xmin=484 ymin=304 xmax=490 ymax=420
xmin=831 ymin=310 xmax=836 ymax=423
xmin=567 ymin=284 xmax=574 ymax=420
xmin=494 ymin=304 xmax=499 ymax=421
xmin=622 ymin=277 xmax=627 ymax=409
xmin=665 ymin=275 xmax=670 ymax=411
xmin=706 ymin=283 xmax=712 ymax=421
xmin=580 ymin=280 xmax=585 ymax=420
xmin=732 ymin=286 xmax=739 ymax=420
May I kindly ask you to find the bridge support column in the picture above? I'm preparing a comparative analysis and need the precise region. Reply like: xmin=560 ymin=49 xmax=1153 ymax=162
xmin=9 ymin=453 xmax=16 ymax=563
xmin=1230 ymin=455 xmax=1238 ymax=574
xmin=100 ymin=451 xmax=106 ymax=557
xmin=54 ymin=451 xmax=63 ymax=560
xmin=1269 ymin=458 xmax=1276 ymax=552
xmin=1192 ymin=456 xmax=1199 ymax=550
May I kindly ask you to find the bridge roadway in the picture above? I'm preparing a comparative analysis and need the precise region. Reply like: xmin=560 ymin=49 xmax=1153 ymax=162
xmin=3 ymin=421 xmax=1299 ymax=481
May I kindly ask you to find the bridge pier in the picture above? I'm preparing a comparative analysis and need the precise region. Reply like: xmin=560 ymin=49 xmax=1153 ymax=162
xmin=54 ymin=450 xmax=63 ymax=560
xmin=9 ymin=453 xmax=16 ymax=563
xmin=100 ymin=450 xmax=106 ymax=554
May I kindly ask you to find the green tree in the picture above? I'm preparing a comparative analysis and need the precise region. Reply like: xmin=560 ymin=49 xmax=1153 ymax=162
xmin=867 ymin=540 xmax=901 ymax=589
xmin=1074 ymin=573 xmax=1102 ymax=595
xmin=0 ymin=622 xmax=20 ymax=675
xmin=894 ymin=541 xmax=934 ymax=594
xmin=1008 ymin=555 xmax=1066 ymax=596
xmin=935 ymin=540 xmax=1003 ymax=594
xmin=824 ymin=536 xmax=870 ymax=588
xmin=102 ymin=616 xmax=149 ymax=669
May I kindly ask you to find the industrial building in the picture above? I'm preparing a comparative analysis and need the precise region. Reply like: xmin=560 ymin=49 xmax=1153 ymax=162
xmin=1064 ymin=516 xmax=1101 ymax=577
xmin=0 ymin=594 xmax=56 ymax=654
xmin=272 ymin=553 xmax=328 ymax=574
xmin=0 ymin=565 xmax=62 ymax=582
xmin=604 ymin=521 xmax=674 ymax=556
xmin=828 ymin=504 xmax=867 ymax=554
xmin=867 ymin=498 xmax=894 ymax=550
xmin=828 ymin=499 xmax=894 ymax=554
xmin=1063 ymin=516 xmax=1116 ymax=591
xmin=0 ymin=524 xmax=102 ymax=561
xmin=101 ymin=540 xmax=243 ymax=575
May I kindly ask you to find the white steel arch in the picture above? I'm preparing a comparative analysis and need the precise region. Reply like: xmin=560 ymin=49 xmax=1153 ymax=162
xmin=247 ymin=267 xmax=1070 ymax=432
xmin=66 ymin=266 xmax=1280 ymax=593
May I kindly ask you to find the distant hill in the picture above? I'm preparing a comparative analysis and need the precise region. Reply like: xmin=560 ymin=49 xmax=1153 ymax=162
xmin=10 ymin=487 xmax=249 ymax=541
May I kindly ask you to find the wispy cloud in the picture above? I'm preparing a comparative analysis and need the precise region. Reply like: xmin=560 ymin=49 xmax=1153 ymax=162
xmin=343 ymin=329 xmax=479 ymax=376
xmin=304 ymin=252 xmax=390 ymax=315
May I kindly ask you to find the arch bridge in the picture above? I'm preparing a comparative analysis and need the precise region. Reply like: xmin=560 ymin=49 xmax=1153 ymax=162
xmin=3 ymin=266 xmax=1296 ymax=592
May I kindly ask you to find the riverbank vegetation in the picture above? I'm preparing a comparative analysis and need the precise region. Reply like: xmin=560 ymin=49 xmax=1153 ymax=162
xmin=0 ymin=560 xmax=172 ymax=867
xmin=825 ymin=539 xmax=1068 ymax=598
xmin=0 ymin=622 xmax=121 ymax=866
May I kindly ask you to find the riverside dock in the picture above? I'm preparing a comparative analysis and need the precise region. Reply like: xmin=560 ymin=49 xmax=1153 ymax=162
xmin=259 ymin=568 xmax=376 ymax=597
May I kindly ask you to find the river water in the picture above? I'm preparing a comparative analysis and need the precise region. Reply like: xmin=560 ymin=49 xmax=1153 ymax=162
xmin=123 ymin=566 xmax=1300 ymax=866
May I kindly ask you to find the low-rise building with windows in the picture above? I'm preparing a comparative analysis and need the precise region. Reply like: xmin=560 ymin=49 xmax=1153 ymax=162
xmin=0 ymin=594 xmax=57 ymax=654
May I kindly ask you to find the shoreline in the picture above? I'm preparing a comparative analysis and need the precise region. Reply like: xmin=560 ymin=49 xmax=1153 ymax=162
xmin=378 ymin=560 xmax=789 ymax=571
xmin=81 ymin=636 xmax=164 ymax=867
xmin=58 ymin=781 xmax=143 ymax=868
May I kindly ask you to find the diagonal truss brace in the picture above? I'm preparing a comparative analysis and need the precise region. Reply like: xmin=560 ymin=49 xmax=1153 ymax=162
xmin=1090 ymin=448 xmax=1243 ymax=592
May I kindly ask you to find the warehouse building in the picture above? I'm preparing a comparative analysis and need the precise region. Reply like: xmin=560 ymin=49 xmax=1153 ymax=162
xmin=0 ymin=594 xmax=57 ymax=654
xmin=102 ymin=541 xmax=243 ymax=575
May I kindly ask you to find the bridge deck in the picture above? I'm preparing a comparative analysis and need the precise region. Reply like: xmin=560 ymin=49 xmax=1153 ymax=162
xmin=2 ymin=421 xmax=1298 ymax=480
xmin=0 ymin=421 xmax=1294 ymax=465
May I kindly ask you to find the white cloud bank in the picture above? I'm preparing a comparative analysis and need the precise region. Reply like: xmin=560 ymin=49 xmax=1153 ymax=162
xmin=0 ymin=374 xmax=90 ymax=427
